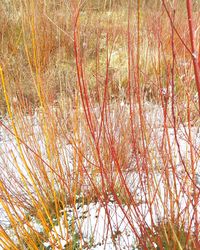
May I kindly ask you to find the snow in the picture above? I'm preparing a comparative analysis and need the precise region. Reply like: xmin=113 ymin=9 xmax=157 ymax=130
xmin=0 ymin=107 xmax=200 ymax=249
xmin=43 ymin=201 xmax=139 ymax=249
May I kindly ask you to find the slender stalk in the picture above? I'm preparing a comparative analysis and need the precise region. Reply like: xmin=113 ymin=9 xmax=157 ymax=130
xmin=186 ymin=0 xmax=200 ymax=113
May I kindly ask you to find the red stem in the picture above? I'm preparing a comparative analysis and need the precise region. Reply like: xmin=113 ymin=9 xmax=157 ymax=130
xmin=186 ymin=0 xmax=200 ymax=113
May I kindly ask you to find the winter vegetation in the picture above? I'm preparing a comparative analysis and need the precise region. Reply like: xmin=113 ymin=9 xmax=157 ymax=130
xmin=0 ymin=0 xmax=200 ymax=249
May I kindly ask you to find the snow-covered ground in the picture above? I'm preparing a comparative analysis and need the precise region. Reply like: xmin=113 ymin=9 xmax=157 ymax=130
xmin=0 ymin=106 xmax=199 ymax=249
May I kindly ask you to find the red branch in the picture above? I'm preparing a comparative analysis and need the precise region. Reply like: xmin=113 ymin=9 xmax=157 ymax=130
xmin=186 ymin=0 xmax=200 ymax=113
